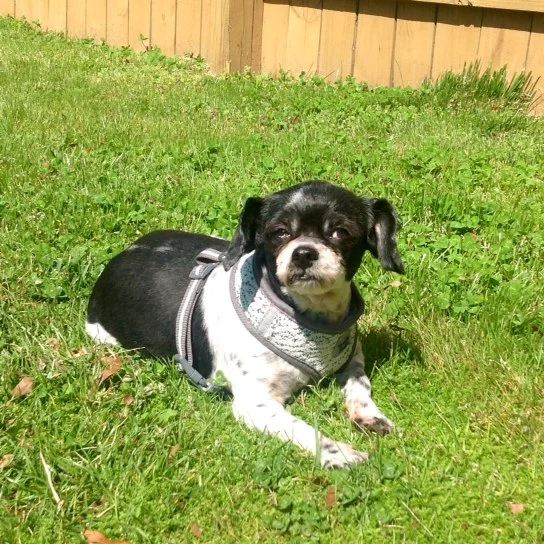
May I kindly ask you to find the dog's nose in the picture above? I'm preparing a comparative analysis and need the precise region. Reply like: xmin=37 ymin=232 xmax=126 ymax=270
xmin=292 ymin=246 xmax=319 ymax=270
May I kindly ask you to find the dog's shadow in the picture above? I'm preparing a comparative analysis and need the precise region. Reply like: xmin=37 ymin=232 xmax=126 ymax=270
xmin=358 ymin=325 xmax=423 ymax=378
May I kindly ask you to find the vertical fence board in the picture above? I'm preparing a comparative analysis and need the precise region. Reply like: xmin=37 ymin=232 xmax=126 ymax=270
xmin=251 ymin=0 xmax=264 ymax=71
xmin=67 ymin=0 xmax=86 ymax=37
xmin=87 ymin=0 xmax=107 ymax=42
xmin=229 ymin=0 xmax=245 ymax=71
xmin=393 ymin=1 xmax=436 ymax=86
xmin=240 ymin=0 xmax=255 ymax=68
xmin=527 ymin=13 xmax=544 ymax=71
xmin=353 ymin=0 xmax=397 ymax=86
xmin=0 ymin=1 xmax=15 ymax=16
xmin=107 ymin=0 xmax=129 ymax=46
xmin=432 ymin=4 xmax=481 ymax=78
xmin=129 ymin=0 xmax=151 ymax=51
xmin=478 ymin=9 xmax=532 ymax=73
xmin=284 ymin=0 xmax=322 ymax=76
xmin=175 ymin=0 xmax=201 ymax=56
xmin=48 ymin=0 xmax=67 ymax=32
xmin=151 ymin=0 xmax=176 ymax=56
xmin=527 ymin=13 xmax=544 ymax=113
xmin=318 ymin=0 xmax=356 ymax=80
xmin=261 ymin=0 xmax=290 ymax=75
xmin=15 ymin=0 xmax=34 ymax=20
xmin=31 ymin=0 xmax=48 ymax=25
xmin=201 ymin=0 xmax=229 ymax=72
xmin=229 ymin=0 xmax=255 ymax=72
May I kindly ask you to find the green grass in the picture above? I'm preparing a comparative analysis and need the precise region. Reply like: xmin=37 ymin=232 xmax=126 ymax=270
xmin=1 ymin=16 xmax=543 ymax=543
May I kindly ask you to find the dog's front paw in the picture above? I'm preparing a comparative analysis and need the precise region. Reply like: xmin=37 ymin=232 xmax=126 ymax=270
xmin=320 ymin=439 xmax=368 ymax=469
xmin=352 ymin=413 xmax=394 ymax=435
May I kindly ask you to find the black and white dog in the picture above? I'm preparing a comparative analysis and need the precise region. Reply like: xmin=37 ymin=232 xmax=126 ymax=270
xmin=86 ymin=181 xmax=404 ymax=468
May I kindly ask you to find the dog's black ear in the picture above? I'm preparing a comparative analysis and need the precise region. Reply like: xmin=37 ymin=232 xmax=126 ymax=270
xmin=223 ymin=197 xmax=263 ymax=270
xmin=365 ymin=198 xmax=405 ymax=274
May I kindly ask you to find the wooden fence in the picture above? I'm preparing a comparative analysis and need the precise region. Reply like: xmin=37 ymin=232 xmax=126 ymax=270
xmin=1 ymin=0 xmax=543 ymax=111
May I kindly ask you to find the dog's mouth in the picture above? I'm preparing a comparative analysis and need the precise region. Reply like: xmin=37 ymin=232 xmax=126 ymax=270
xmin=289 ymin=268 xmax=319 ymax=283
xmin=281 ymin=268 xmax=350 ymax=302
xmin=284 ymin=268 xmax=335 ymax=293
xmin=292 ymin=271 xmax=314 ymax=282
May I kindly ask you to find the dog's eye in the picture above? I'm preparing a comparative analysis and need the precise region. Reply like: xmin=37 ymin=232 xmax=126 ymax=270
xmin=330 ymin=228 xmax=350 ymax=240
xmin=273 ymin=228 xmax=291 ymax=240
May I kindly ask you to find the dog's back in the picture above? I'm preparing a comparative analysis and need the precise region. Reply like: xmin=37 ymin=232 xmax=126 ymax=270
xmin=87 ymin=231 xmax=228 ymax=363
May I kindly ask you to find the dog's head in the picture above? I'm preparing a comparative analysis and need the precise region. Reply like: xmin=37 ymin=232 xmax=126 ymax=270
xmin=223 ymin=181 xmax=404 ymax=311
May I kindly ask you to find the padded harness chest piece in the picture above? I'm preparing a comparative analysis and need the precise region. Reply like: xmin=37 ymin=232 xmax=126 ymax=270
xmin=229 ymin=252 xmax=364 ymax=381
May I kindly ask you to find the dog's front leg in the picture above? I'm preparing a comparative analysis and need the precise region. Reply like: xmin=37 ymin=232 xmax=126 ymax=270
xmin=336 ymin=343 xmax=394 ymax=435
xmin=232 ymin=396 xmax=368 ymax=469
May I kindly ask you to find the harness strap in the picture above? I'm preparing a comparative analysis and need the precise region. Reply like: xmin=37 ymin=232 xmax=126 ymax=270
xmin=174 ymin=248 xmax=231 ymax=396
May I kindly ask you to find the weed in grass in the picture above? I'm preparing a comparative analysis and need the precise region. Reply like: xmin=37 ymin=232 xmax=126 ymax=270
xmin=424 ymin=61 xmax=538 ymax=112
xmin=1 ymin=16 xmax=544 ymax=544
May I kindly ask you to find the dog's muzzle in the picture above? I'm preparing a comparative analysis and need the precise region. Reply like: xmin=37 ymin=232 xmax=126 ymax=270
xmin=277 ymin=238 xmax=345 ymax=290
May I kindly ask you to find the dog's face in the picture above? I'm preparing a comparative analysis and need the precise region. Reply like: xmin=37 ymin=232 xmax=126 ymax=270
xmin=223 ymin=181 xmax=404 ymax=300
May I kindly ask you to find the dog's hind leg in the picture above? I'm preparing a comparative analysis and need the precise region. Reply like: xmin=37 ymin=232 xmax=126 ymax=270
xmin=336 ymin=343 xmax=394 ymax=435
xmin=232 ymin=397 xmax=368 ymax=469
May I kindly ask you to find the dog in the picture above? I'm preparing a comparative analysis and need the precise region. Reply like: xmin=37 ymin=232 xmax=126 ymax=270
xmin=86 ymin=181 xmax=404 ymax=468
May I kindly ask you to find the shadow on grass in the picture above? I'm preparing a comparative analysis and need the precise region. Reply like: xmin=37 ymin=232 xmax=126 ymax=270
xmin=361 ymin=326 xmax=424 ymax=377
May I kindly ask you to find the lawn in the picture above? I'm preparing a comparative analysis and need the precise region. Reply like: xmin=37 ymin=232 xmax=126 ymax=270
xmin=1 ymin=16 xmax=543 ymax=544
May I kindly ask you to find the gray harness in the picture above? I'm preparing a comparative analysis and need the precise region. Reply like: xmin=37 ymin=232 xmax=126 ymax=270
xmin=174 ymin=249 xmax=364 ymax=392
xmin=174 ymin=248 xmax=225 ymax=393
